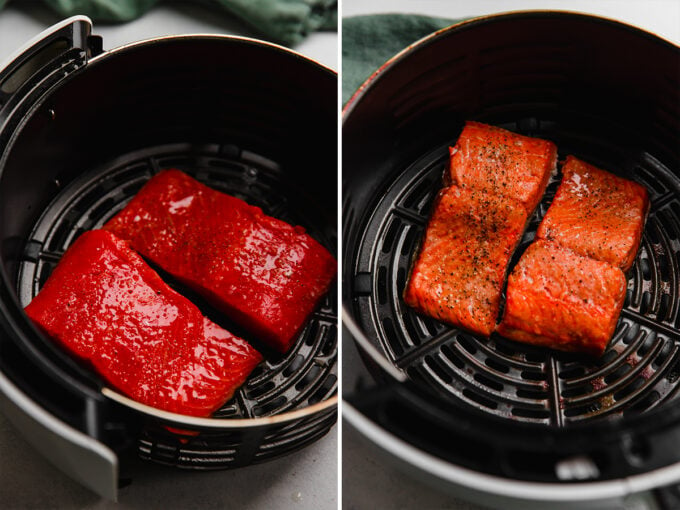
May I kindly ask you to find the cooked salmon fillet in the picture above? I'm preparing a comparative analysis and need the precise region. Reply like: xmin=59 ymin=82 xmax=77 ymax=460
xmin=25 ymin=230 xmax=262 ymax=417
xmin=404 ymin=186 xmax=528 ymax=336
xmin=536 ymin=156 xmax=649 ymax=271
xmin=497 ymin=240 xmax=627 ymax=356
xmin=105 ymin=169 xmax=336 ymax=353
xmin=448 ymin=121 xmax=557 ymax=214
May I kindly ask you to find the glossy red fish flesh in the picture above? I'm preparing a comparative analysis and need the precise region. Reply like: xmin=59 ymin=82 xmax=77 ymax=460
xmin=24 ymin=230 xmax=262 ymax=416
xmin=105 ymin=169 xmax=336 ymax=353
xmin=537 ymin=156 xmax=649 ymax=271
xmin=448 ymin=121 xmax=557 ymax=214
xmin=497 ymin=240 xmax=627 ymax=356
xmin=404 ymin=186 xmax=528 ymax=336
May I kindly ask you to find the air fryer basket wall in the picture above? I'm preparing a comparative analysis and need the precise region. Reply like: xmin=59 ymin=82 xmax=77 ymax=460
xmin=343 ymin=11 xmax=680 ymax=489
xmin=0 ymin=32 xmax=337 ymax=470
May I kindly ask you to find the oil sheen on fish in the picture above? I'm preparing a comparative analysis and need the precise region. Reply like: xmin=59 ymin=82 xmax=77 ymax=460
xmin=497 ymin=240 xmax=627 ymax=356
xmin=105 ymin=169 xmax=336 ymax=353
xmin=448 ymin=121 xmax=557 ymax=214
xmin=404 ymin=186 xmax=527 ymax=336
xmin=537 ymin=156 xmax=649 ymax=271
xmin=25 ymin=230 xmax=262 ymax=417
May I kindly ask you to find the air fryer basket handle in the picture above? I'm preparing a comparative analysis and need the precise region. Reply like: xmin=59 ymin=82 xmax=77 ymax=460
xmin=0 ymin=16 xmax=101 ymax=107
xmin=0 ymin=370 xmax=118 ymax=500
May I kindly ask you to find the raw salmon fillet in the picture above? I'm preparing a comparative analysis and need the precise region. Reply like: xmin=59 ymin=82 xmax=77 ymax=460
xmin=448 ymin=121 xmax=557 ymax=214
xmin=404 ymin=186 xmax=528 ymax=336
xmin=536 ymin=156 xmax=649 ymax=271
xmin=497 ymin=240 xmax=627 ymax=356
xmin=24 ymin=230 xmax=262 ymax=417
xmin=105 ymin=169 xmax=336 ymax=353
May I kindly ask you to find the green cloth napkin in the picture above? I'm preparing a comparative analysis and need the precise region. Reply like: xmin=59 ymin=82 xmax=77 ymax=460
xmin=0 ymin=0 xmax=337 ymax=46
xmin=342 ymin=14 xmax=462 ymax=105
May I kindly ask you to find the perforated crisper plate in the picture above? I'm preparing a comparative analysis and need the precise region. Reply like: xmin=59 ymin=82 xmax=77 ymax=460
xmin=349 ymin=120 xmax=680 ymax=427
xmin=17 ymin=143 xmax=338 ymax=423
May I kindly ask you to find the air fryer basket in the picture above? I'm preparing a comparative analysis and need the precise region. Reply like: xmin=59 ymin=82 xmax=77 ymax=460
xmin=0 ymin=21 xmax=337 ymax=472
xmin=343 ymin=11 xmax=680 ymax=495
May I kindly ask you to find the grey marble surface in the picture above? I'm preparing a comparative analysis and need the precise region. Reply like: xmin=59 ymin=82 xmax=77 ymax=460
xmin=342 ymin=422 xmax=487 ymax=510
xmin=0 ymin=409 xmax=337 ymax=510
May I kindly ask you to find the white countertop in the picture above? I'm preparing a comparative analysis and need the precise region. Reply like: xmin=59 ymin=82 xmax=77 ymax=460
xmin=0 ymin=3 xmax=337 ymax=509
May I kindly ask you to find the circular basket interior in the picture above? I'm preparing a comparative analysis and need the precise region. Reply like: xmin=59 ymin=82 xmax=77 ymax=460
xmin=0 ymin=36 xmax=337 ymax=468
xmin=16 ymin=143 xmax=338 ymax=422
xmin=350 ymin=126 xmax=679 ymax=427
xmin=343 ymin=12 xmax=680 ymax=431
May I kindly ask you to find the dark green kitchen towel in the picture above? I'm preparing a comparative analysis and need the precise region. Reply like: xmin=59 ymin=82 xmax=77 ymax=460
xmin=342 ymin=14 xmax=463 ymax=105
xmin=0 ymin=0 xmax=337 ymax=46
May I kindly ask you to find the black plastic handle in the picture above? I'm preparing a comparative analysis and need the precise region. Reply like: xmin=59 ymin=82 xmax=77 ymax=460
xmin=0 ymin=16 xmax=101 ymax=107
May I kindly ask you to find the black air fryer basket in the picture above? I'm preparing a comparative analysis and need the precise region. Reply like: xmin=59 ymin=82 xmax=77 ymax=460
xmin=0 ymin=17 xmax=337 ymax=499
xmin=343 ymin=11 xmax=680 ymax=509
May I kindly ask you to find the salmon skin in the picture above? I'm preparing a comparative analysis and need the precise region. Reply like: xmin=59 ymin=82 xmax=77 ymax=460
xmin=448 ymin=121 xmax=557 ymax=214
xmin=497 ymin=240 xmax=627 ymax=356
xmin=404 ymin=186 xmax=527 ymax=336
xmin=105 ymin=169 xmax=336 ymax=353
xmin=25 ymin=230 xmax=262 ymax=417
xmin=537 ymin=156 xmax=649 ymax=271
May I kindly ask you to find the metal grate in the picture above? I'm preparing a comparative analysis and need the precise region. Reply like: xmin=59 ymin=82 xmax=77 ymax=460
xmin=350 ymin=122 xmax=680 ymax=427
xmin=137 ymin=404 xmax=337 ymax=469
xmin=16 ymin=143 xmax=337 ymax=466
